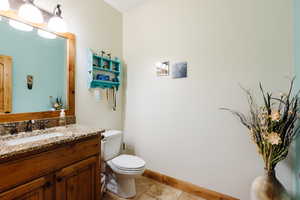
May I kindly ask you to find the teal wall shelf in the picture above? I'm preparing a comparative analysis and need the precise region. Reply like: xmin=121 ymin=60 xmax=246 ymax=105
xmin=87 ymin=49 xmax=121 ymax=90
xmin=90 ymin=80 xmax=120 ymax=88
xmin=93 ymin=66 xmax=120 ymax=75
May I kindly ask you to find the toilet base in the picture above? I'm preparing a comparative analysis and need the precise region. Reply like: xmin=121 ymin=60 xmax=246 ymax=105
xmin=107 ymin=174 xmax=137 ymax=199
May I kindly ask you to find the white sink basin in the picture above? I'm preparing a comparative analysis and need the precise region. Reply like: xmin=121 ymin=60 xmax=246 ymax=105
xmin=5 ymin=132 xmax=64 ymax=146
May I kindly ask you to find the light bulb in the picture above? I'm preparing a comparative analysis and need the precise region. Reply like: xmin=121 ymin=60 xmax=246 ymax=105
xmin=9 ymin=19 xmax=33 ymax=32
xmin=18 ymin=3 xmax=43 ymax=24
xmin=48 ymin=16 xmax=67 ymax=33
xmin=37 ymin=29 xmax=56 ymax=39
xmin=0 ymin=0 xmax=10 ymax=11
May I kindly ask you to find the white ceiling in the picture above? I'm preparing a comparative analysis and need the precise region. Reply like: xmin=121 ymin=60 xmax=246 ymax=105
xmin=104 ymin=0 xmax=148 ymax=13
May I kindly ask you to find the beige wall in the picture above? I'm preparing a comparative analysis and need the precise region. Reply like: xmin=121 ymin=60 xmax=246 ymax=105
xmin=37 ymin=0 xmax=124 ymax=129
xmin=123 ymin=0 xmax=294 ymax=199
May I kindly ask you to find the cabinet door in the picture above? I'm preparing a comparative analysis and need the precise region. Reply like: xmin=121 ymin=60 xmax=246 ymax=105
xmin=0 ymin=177 xmax=53 ymax=200
xmin=55 ymin=156 xmax=100 ymax=200
xmin=0 ymin=55 xmax=12 ymax=113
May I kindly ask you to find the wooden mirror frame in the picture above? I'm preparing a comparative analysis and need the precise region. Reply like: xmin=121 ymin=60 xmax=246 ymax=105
xmin=0 ymin=10 xmax=75 ymax=122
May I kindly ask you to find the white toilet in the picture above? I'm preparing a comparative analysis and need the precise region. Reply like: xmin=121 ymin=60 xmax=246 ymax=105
xmin=101 ymin=130 xmax=146 ymax=199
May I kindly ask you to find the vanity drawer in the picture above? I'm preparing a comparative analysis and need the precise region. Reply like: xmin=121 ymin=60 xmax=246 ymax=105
xmin=0 ymin=136 xmax=100 ymax=193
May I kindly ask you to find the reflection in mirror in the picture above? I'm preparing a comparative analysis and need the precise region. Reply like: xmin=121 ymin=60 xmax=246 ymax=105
xmin=0 ymin=16 xmax=67 ymax=114
xmin=0 ymin=55 xmax=12 ymax=113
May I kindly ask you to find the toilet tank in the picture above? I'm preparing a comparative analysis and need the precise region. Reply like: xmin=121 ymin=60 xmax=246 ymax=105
xmin=101 ymin=130 xmax=123 ymax=161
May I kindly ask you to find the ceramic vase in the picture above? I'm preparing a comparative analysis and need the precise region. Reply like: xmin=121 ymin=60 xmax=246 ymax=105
xmin=251 ymin=171 xmax=290 ymax=200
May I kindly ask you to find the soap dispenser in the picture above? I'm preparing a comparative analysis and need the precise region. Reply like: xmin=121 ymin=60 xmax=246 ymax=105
xmin=59 ymin=109 xmax=66 ymax=126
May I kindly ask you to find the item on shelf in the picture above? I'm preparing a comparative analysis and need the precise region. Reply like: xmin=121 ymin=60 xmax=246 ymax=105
xmin=104 ymin=75 xmax=110 ymax=81
xmin=93 ymin=58 xmax=99 ymax=66
xmin=96 ymin=74 xmax=104 ymax=80
xmin=95 ymin=74 xmax=110 ymax=81
xmin=107 ymin=53 xmax=111 ymax=59
xmin=98 ymin=50 xmax=112 ymax=59
xmin=102 ymin=60 xmax=110 ymax=69
xmin=112 ymin=77 xmax=119 ymax=82
xmin=112 ymin=63 xmax=119 ymax=71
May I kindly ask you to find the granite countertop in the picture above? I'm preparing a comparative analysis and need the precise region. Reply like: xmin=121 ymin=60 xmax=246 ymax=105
xmin=0 ymin=124 xmax=105 ymax=161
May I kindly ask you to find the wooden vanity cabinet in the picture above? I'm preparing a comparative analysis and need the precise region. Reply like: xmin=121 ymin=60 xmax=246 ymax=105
xmin=55 ymin=156 xmax=99 ymax=200
xmin=0 ymin=176 xmax=53 ymax=200
xmin=0 ymin=135 xmax=101 ymax=200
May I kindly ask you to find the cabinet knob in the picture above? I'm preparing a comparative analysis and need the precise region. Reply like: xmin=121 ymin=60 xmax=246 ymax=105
xmin=45 ymin=181 xmax=52 ymax=188
xmin=57 ymin=177 xmax=63 ymax=182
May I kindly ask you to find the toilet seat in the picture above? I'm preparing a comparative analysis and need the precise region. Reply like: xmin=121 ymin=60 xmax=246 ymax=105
xmin=108 ymin=161 xmax=145 ymax=175
xmin=112 ymin=154 xmax=145 ymax=170
xmin=108 ymin=154 xmax=146 ymax=174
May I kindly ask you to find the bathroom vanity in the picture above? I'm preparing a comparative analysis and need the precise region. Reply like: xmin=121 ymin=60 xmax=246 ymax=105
xmin=0 ymin=8 xmax=105 ymax=200
xmin=0 ymin=125 xmax=104 ymax=200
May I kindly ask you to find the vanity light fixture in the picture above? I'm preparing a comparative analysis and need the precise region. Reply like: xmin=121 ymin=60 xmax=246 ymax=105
xmin=37 ymin=29 xmax=56 ymax=39
xmin=48 ymin=4 xmax=67 ymax=33
xmin=18 ymin=0 xmax=43 ymax=24
xmin=9 ymin=19 xmax=33 ymax=31
xmin=0 ymin=0 xmax=10 ymax=11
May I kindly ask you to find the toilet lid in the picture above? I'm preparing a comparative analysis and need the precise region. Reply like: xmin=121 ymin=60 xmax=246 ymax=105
xmin=111 ymin=155 xmax=145 ymax=170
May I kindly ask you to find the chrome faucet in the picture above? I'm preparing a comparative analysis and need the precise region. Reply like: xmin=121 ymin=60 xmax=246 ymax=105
xmin=25 ymin=120 xmax=35 ymax=132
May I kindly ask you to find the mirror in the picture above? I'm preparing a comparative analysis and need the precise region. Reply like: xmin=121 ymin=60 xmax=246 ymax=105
xmin=0 ymin=17 xmax=67 ymax=114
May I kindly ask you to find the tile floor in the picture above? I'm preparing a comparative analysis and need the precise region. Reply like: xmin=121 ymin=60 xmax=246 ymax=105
xmin=103 ymin=176 xmax=206 ymax=200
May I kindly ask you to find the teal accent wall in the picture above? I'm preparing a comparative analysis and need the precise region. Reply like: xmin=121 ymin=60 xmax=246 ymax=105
xmin=294 ymin=0 xmax=300 ymax=199
xmin=0 ymin=19 xmax=67 ymax=113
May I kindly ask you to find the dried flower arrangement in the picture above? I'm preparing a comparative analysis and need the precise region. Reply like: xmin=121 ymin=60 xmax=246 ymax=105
xmin=49 ymin=96 xmax=64 ymax=111
xmin=221 ymin=78 xmax=300 ymax=174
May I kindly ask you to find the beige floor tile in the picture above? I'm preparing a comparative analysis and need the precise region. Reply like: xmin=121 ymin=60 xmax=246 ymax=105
xmin=137 ymin=193 xmax=158 ymax=200
xmin=103 ymin=192 xmax=127 ymax=200
xmin=177 ymin=192 xmax=206 ymax=200
xmin=135 ymin=176 xmax=157 ymax=197
xmin=103 ymin=176 xmax=157 ymax=200
xmin=145 ymin=181 xmax=182 ymax=200
xmin=103 ymin=176 xmax=206 ymax=200
xmin=103 ymin=193 xmax=116 ymax=200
